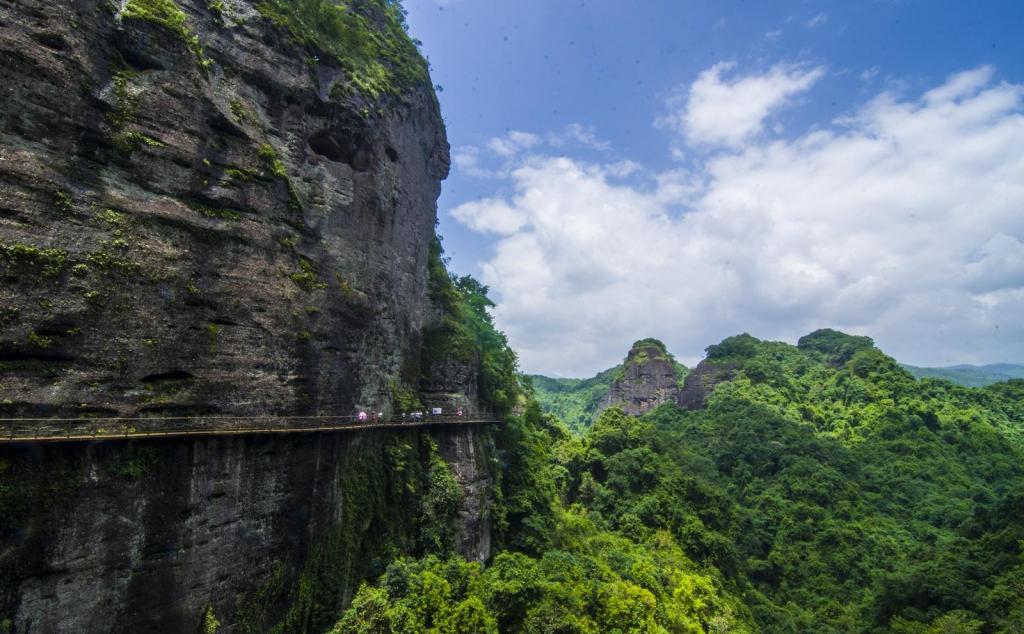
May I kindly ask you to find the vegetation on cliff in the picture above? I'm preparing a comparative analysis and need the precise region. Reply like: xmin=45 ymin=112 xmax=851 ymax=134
xmin=256 ymin=0 xmax=429 ymax=100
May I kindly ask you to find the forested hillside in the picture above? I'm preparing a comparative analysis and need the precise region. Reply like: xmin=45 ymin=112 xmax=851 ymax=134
xmin=526 ymin=368 xmax=620 ymax=434
xmin=334 ymin=329 xmax=1024 ymax=633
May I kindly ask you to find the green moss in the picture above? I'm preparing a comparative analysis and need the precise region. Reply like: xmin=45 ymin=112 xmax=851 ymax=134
xmin=184 ymin=200 xmax=242 ymax=220
xmin=229 ymin=99 xmax=255 ymax=124
xmin=255 ymin=0 xmax=429 ymax=103
xmin=236 ymin=562 xmax=287 ymax=634
xmin=258 ymin=143 xmax=288 ymax=178
xmin=98 ymin=208 xmax=128 ymax=226
xmin=207 ymin=322 xmax=223 ymax=353
xmin=202 ymin=604 xmax=221 ymax=634
xmin=26 ymin=331 xmax=55 ymax=350
xmin=206 ymin=0 xmax=226 ymax=24
xmin=223 ymin=166 xmax=262 ymax=184
xmin=106 ymin=72 xmax=166 ymax=152
xmin=289 ymin=258 xmax=327 ymax=292
xmin=87 ymin=249 xmax=141 ymax=275
xmin=122 ymin=0 xmax=211 ymax=69
xmin=55 ymin=190 xmax=73 ymax=213
xmin=0 ymin=242 xmax=68 ymax=278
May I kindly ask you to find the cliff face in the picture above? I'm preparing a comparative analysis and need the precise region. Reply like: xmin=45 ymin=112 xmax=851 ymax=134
xmin=0 ymin=0 xmax=449 ymax=418
xmin=1 ymin=427 xmax=492 ymax=633
xmin=0 ymin=1 xmax=499 ymax=632
xmin=677 ymin=359 xmax=738 ymax=410
xmin=605 ymin=339 xmax=682 ymax=416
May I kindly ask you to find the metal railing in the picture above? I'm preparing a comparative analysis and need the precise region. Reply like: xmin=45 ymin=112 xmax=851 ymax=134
xmin=0 ymin=412 xmax=501 ymax=443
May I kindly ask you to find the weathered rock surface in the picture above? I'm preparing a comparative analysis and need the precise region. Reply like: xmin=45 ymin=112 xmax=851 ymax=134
xmin=605 ymin=339 xmax=682 ymax=416
xmin=1 ymin=426 xmax=492 ymax=633
xmin=0 ymin=1 xmax=500 ymax=632
xmin=0 ymin=0 xmax=448 ymax=418
xmin=677 ymin=359 xmax=738 ymax=410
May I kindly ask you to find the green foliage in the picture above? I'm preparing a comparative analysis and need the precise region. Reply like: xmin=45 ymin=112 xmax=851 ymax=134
xmin=332 ymin=536 xmax=748 ymax=634
xmin=256 ymin=0 xmax=428 ymax=101
xmin=270 ymin=434 xmax=461 ymax=634
xmin=527 ymin=366 xmax=622 ymax=434
xmin=184 ymin=200 xmax=242 ymax=221
xmin=26 ymin=331 xmax=55 ymax=350
xmin=797 ymin=327 xmax=874 ymax=364
xmin=258 ymin=143 xmax=288 ymax=178
xmin=289 ymin=258 xmax=328 ymax=292
xmin=421 ymin=237 xmax=523 ymax=415
xmin=121 ymin=0 xmax=211 ymax=68
xmin=202 ymin=604 xmax=220 ymax=634
xmin=0 ymin=241 xmax=68 ymax=278
xmin=704 ymin=332 xmax=761 ymax=362
xmin=54 ymin=190 xmax=73 ymax=213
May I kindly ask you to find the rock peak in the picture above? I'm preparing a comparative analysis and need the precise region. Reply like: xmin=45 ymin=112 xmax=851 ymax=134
xmin=606 ymin=338 xmax=682 ymax=416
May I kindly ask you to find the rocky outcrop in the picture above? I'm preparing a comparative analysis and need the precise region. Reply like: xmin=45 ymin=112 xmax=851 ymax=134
xmin=677 ymin=359 xmax=738 ymax=410
xmin=605 ymin=339 xmax=682 ymax=416
xmin=0 ymin=0 xmax=448 ymax=419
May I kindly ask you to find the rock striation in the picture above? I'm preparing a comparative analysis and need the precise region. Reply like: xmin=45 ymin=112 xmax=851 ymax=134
xmin=0 ymin=0 xmax=449 ymax=419
xmin=605 ymin=339 xmax=683 ymax=416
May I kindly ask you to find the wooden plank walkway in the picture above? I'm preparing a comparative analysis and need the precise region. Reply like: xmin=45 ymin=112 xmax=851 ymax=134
xmin=0 ymin=414 xmax=501 ymax=444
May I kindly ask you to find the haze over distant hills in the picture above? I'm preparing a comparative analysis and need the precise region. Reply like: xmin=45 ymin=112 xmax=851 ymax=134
xmin=902 ymin=364 xmax=1024 ymax=388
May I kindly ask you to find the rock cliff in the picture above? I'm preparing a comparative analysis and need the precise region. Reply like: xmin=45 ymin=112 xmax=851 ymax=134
xmin=2 ymin=426 xmax=492 ymax=633
xmin=0 ymin=1 xmax=499 ymax=631
xmin=0 ymin=0 xmax=449 ymax=418
xmin=676 ymin=359 xmax=738 ymax=410
xmin=605 ymin=339 xmax=683 ymax=416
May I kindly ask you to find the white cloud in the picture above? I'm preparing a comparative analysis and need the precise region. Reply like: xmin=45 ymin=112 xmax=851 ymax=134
xmin=449 ymin=66 xmax=1024 ymax=375
xmin=765 ymin=29 xmax=783 ymax=42
xmin=805 ymin=12 xmax=828 ymax=28
xmin=552 ymin=123 xmax=611 ymax=151
xmin=659 ymin=62 xmax=826 ymax=149
xmin=487 ymin=130 xmax=541 ymax=157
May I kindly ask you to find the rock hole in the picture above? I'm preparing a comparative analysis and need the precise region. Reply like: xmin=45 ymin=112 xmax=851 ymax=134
xmin=385 ymin=146 xmax=399 ymax=162
xmin=32 ymin=32 xmax=68 ymax=51
xmin=140 ymin=370 xmax=195 ymax=383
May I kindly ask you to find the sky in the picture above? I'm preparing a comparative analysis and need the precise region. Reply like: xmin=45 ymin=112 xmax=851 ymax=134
xmin=403 ymin=0 xmax=1024 ymax=377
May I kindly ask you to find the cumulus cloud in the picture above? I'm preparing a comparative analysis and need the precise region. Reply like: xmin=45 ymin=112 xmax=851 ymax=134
xmin=659 ymin=62 xmax=826 ymax=149
xmin=449 ymin=66 xmax=1024 ymax=376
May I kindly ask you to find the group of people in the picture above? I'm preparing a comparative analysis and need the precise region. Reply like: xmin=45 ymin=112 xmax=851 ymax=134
xmin=352 ymin=407 xmax=466 ymax=424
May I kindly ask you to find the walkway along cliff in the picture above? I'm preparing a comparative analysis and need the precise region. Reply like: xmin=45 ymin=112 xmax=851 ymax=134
xmin=0 ymin=0 xmax=504 ymax=631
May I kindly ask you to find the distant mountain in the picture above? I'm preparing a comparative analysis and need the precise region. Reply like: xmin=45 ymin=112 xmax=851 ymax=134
xmin=532 ymin=332 xmax=1023 ymax=431
xmin=528 ymin=338 xmax=688 ymax=433
xmin=902 ymin=363 xmax=1024 ymax=387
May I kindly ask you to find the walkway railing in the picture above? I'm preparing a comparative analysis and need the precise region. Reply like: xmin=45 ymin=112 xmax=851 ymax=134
xmin=0 ymin=413 xmax=501 ymax=443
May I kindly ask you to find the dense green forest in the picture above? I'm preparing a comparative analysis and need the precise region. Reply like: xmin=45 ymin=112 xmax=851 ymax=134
xmin=526 ymin=368 xmax=620 ymax=434
xmin=330 ymin=273 xmax=1024 ymax=634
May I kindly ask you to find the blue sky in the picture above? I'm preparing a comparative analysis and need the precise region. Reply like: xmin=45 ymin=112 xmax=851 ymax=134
xmin=404 ymin=0 xmax=1024 ymax=376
